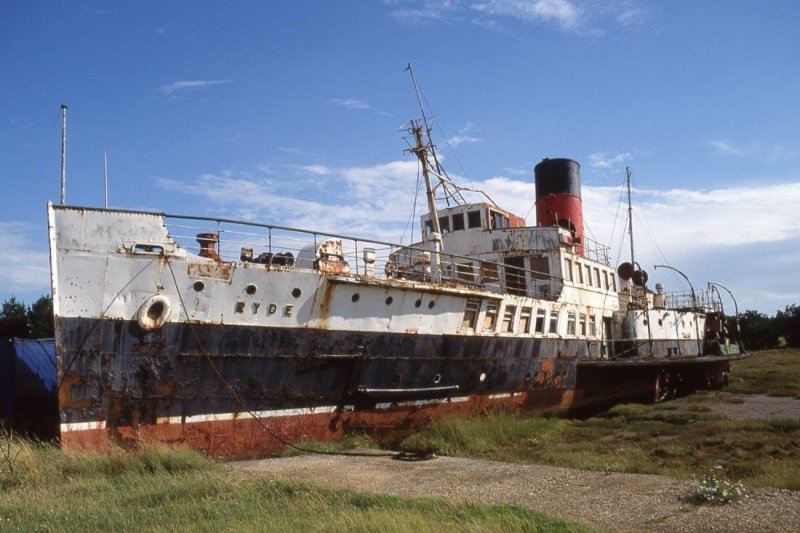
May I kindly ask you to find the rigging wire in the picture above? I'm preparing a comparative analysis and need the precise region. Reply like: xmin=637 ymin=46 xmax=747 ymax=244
xmin=400 ymin=160 xmax=423 ymax=245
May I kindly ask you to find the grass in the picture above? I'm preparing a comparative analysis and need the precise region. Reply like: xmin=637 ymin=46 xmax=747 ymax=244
xmin=394 ymin=349 xmax=800 ymax=491
xmin=0 ymin=436 xmax=585 ymax=533
xmin=727 ymin=348 xmax=800 ymax=397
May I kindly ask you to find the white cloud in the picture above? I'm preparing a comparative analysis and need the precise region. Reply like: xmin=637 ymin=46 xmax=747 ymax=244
xmin=589 ymin=151 xmax=632 ymax=169
xmin=329 ymin=98 xmax=372 ymax=110
xmin=709 ymin=139 xmax=798 ymax=163
xmin=388 ymin=0 xmax=648 ymax=33
xmin=472 ymin=0 xmax=580 ymax=30
xmin=158 ymin=80 xmax=233 ymax=95
xmin=302 ymin=164 xmax=333 ymax=176
xmin=0 ymin=222 xmax=51 ymax=293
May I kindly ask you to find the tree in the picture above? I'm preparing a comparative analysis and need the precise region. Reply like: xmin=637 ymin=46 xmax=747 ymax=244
xmin=774 ymin=304 xmax=800 ymax=348
xmin=0 ymin=296 xmax=30 ymax=339
xmin=27 ymin=295 xmax=54 ymax=338
xmin=737 ymin=309 xmax=778 ymax=351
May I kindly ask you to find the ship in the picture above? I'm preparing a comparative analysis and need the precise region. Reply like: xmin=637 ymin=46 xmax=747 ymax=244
xmin=47 ymin=110 xmax=743 ymax=458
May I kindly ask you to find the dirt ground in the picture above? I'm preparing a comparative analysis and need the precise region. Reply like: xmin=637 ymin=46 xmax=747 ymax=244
xmin=677 ymin=392 xmax=800 ymax=421
xmin=229 ymin=394 xmax=800 ymax=532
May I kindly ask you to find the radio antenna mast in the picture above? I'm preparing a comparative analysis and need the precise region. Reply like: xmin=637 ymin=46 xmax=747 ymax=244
xmin=60 ymin=104 xmax=68 ymax=205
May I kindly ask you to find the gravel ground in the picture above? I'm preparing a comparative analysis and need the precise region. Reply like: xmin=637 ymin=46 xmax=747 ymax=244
xmin=228 ymin=394 xmax=800 ymax=532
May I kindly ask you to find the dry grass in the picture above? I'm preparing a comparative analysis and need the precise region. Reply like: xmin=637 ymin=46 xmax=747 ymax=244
xmin=0 ymin=434 xmax=584 ymax=532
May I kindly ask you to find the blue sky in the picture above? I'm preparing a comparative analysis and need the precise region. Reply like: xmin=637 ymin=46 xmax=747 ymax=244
xmin=2 ymin=0 xmax=799 ymax=314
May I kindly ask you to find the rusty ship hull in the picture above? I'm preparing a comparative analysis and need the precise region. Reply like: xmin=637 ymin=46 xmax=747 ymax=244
xmin=48 ymin=144 xmax=742 ymax=458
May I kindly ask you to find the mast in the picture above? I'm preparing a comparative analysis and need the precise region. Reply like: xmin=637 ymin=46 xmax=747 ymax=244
xmin=407 ymin=64 xmax=443 ymax=281
xmin=104 ymin=149 xmax=109 ymax=208
xmin=626 ymin=166 xmax=635 ymax=266
xmin=60 ymin=104 xmax=68 ymax=205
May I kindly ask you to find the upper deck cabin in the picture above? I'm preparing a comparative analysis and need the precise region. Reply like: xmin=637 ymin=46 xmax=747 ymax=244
xmin=388 ymin=202 xmax=617 ymax=307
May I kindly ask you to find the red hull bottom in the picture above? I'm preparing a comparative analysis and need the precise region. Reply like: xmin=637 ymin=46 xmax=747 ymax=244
xmin=59 ymin=358 xmax=732 ymax=459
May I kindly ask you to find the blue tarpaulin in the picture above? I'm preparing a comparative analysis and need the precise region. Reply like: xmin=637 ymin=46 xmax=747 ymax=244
xmin=0 ymin=338 xmax=58 ymax=437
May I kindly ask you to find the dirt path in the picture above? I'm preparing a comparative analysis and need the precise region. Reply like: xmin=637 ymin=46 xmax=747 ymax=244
xmin=229 ymin=394 xmax=800 ymax=531
xmin=230 ymin=451 xmax=799 ymax=532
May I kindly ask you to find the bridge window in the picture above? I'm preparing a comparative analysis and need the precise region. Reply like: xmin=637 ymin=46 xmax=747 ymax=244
xmin=467 ymin=210 xmax=482 ymax=229
xmin=452 ymin=212 xmax=465 ymax=231
xmin=564 ymin=259 xmax=573 ymax=282
xmin=576 ymin=262 xmax=584 ymax=284
xmin=439 ymin=216 xmax=450 ymax=234
xmin=589 ymin=315 xmax=597 ymax=337
xmin=579 ymin=314 xmax=587 ymax=336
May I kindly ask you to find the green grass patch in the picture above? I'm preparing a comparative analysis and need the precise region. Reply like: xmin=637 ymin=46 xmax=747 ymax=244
xmin=398 ymin=402 xmax=800 ymax=490
xmin=0 ymin=435 xmax=585 ymax=532
xmin=727 ymin=348 xmax=800 ymax=397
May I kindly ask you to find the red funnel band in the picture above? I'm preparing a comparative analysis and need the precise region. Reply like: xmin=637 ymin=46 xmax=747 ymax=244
xmin=536 ymin=194 xmax=584 ymax=255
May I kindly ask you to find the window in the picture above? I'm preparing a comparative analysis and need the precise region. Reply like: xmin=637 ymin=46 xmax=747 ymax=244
xmin=567 ymin=312 xmax=577 ymax=335
xmin=548 ymin=310 xmax=559 ymax=334
xmin=520 ymin=307 xmax=532 ymax=333
xmin=594 ymin=268 xmax=601 ymax=287
xmin=576 ymin=263 xmax=584 ymax=284
xmin=461 ymin=299 xmax=481 ymax=331
xmin=455 ymin=262 xmax=476 ymax=283
xmin=535 ymin=309 xmax=547 ymax=334
xmin=579 ymin=313 xmax=587 ymax=336
xmin=467 ymin=210 xmax=482 ymax=229
xmin=504 ymin=256 xmax=527 ymax=296
xmin=565 ymin=259 xmax=573 ymax=282
xmin=589 ymin=315 xmax=597 ymax=337
xmin=481 ymin=261 xmax=499 ymax=282
xmin=530 ymin=257 xmax=549 ymax=281
xmin=585 ymin=265 xmax=593 ymax=286
xmin=452 ymin=212 xmax=465 ymax=231
xmin=439 ymin=216 xmax=450 ymax=234
xmin=603 ymin=271 xmax=610 ymax=290
xmin=501 ymin=305 xmax=516 ymax=333
xmin=489 ymin=210 xmax=508 ymax=229
xmin=610 ymin=275 xmax=617 ymax=292
xmin=483 ymin=302 xmax=499 ymax=331
xmin=424 ymin=220 xmax=433 ymax=237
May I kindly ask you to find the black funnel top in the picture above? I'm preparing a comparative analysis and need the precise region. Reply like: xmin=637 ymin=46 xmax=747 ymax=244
xmin=534 ymin=158 xmax=581 ymax=199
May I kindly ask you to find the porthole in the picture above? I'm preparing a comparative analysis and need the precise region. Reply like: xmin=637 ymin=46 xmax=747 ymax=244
xmin=385 ymin=296 xmax=393 ymax=305
xmin=245 ymin=284 xmax=257 ymax=295
xmin=433 ymin=373 xmax=442 ymax=384
xmin=428 ymin=301 xmax=435 ymax=309
xmin=479 ymin=372 xmax=487 ymax=383
xmin=352 ymin=293 xmax=360 ymax=302
xmin=292 ymin=287 xmax=302 ymax=298
xmin=414 ymin=299 xmax=422 ymax=308
xmin=193 ymin=280 xmax=205 ymax=292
